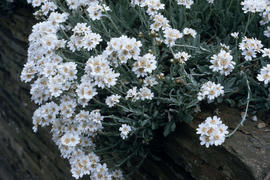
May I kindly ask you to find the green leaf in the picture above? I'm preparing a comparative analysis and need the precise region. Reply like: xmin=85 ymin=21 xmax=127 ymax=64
xmin=163 ymin=121 xmax=176 ymax=137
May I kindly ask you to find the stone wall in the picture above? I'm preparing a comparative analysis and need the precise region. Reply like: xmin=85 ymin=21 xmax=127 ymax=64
xmin=1 ymin=4 xmax=270 ymax=180
xmin=0 ymin=5 xmax=72 ymax=180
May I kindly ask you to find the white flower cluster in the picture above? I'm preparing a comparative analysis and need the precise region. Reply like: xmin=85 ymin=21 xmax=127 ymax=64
xmin=22 ymin=0 xmax=159 ymax=179
xmin=68 ymin=23 xmax=102 ymax=52
xmin=197 ymin=81 xmax=224 ymax=101
xmin=21 ymin=0 xmax=270 ymax=178
xmin=176 ymin=0 xmax=194 ymax=9
xmin=240 ymin=0 xmax=270 ymax=38
xmin=239 ymin=36 xmax=263 ymax=61
xmin=125 ymin=87 xmax=154 ymax=101
xmin=132 ymin=0 xmax=195 ymax=48
xmin=20 ymin=12 xmax=70 ymax=104
xmin=196 ymin=116 xmax=229 ymax=148
xmin=257 ymin=64 xmax=270 ymax=84
xmin=252 ymin=1 xmax=270 ymax=38
xmin=87 ymin=3 xmax=110 ymax=20
xmin=32 ymin=96 xmax=125 ymax=179
xmin=241 ymin=0 xmax=268 ymax=13
xmin=84 ymin=54 xmax=120 ymax=89
xmin=132 ymin=53 xmax=157 ymax=77
xmin=105 ymin=35 xmax=142 ymax=65
xmin=209 ymin=49 xmax=235 ymax=76
xmin=150 ymin=13 xmax=170 ymax=31
xmin=260 ymin=6 xmax=270 ymax=25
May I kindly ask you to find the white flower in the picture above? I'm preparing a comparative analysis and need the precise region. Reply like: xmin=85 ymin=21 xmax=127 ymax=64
xmin=126 ymin=87 xmax=139 ymax=102
xmin=257 ymin=64 xmax=270 ymax=84
xmin=119 ymin=124 xmax=132 ymax=140
xmin=205 ymin=116 xmax=222 ymax=126
xmin=207 ymin=0 xmax=214 ymax=4
xmin=106 ymin=94 xmax=121 ymax=107
xmin=196 ymin=122 xmax=209 ymax=135
xmin=112 ymin=169 xmax=124 ymax=180
xmin=144 ymin=76 xmax=158 ymax=87
xmin=231 ymin=32 xmax=239 ymax=39
xmin=163 ymin=27 xmax=183 ymax=47
xmin=242 ymin=48 xmax=256 ymax=61
xmin=209 ymin=49 xmax=235 ymax=76
xmin=20 ymin=61 xmax=37 ymax=83
xmin=31 ymin=0 xmax=42 ymax=7
xmin=241 ymin=0 xmax=268 ymax=13
xmin=210 ymin=132 xmax=226 ymax=146
xmin=261 ymin=48 xmax=270 ymax=58
xmin=66 ymin=0 xmax=80 ymax=9
xmin=139 ymin=87 xmax=154 ymax=100
xmin=264 ymin=26 xmax=270 ymax=38
xmin=105 ymin=35 xmax=142 ymax=64
xmin=61 ymin=133 xmax=80 ymax=146
xmin=176 ymin=0 xmax=194 ymax=9
xmin=199 ymin=135 xmax=212 ymax=148
xmin=145 ymin=0 xmax=165 ymax=16
xmin=87 ymin=4 xmax=110 ymax=21
xmin=183 ymin=28 xmax=197 ymax=38
xmin=72 ymin=23 xmax=91 ymax=35
xmin=132 ymin=53 xmax=157 ymax=77
xmin=150 ymin=13 xmax=170 ymax=31
xmin=58 ymin=62 xmax=77 ymax=81
xmin=48 ymin=75 xmax=65 ymax=97
xmin=174 ymin=51 xmax=191 ymax=64
xmin=41 ymin=1 xmax=57 ymax=16
xmin=76 ymin=82 xmax=98 ymax=103
xmin=82 ymin=33 xmax=102 ymax=51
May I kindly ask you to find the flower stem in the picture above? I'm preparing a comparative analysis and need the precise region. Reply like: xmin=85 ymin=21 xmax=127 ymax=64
xmin=174 ymin=44 xmax=211 ymax=53
xmin=226 ymin=73 xmax=251 ymax=138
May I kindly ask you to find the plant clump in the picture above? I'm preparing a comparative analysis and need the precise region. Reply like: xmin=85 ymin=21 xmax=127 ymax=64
xmin=21 ymin=0 xmax=270 ymax=179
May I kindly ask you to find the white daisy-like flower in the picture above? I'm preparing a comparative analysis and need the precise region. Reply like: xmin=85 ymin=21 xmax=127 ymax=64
xmin=261 ymin=48 xmax=270 ymax=58
xmin=61 ymin=133 xmax=80 ymax=146
xmin=174 ymin=51 xmax=191 ymax=64
xmin=207 ymin=0 xmax=214 ymax=4
xmin=176 ymin=0 xmax=194 ymax=9
xmin=257 ymin=64 xmax=270 ymax=85
xmin=163 ymin=27 xmax=183 ymax=47
xmin=132 ymin=53 xmax=157 ymax=77
xmin=183 ymin=28 xmax=197 ymax=38
xmin=139 ymin=87 xmax=154 ymax=100
xmin=119 ymin=124 xmax=132 ymax=140
xmin=106 ymin=94 xmax=121 ymax=107
xmin=231 ymin=32 xmax=239 ymax=39
xmin=144 ymin=76 xmax=158 ymax=87
xmin=264 ymin=26 xmax=270 ymax=38
xmin=126 ymin=87 xmax=139 ymax=102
